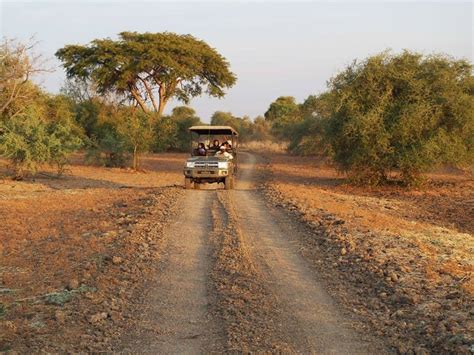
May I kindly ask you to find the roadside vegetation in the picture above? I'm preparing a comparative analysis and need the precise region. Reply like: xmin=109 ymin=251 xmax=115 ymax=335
xmin=0 ymin=34 xmax=275 ymax=176
xmin=2 ymin=34 xmax=471 ymax=186
xmin=264 ymin=51 xmax=473 ymax=185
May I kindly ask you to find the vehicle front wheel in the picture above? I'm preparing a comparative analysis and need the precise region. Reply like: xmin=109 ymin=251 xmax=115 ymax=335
xmin=184 ymin=178 xmax=193 ymax=189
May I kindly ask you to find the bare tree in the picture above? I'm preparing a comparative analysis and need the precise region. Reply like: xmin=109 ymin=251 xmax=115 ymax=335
xmin=0 ymin=37 xmax=50 ymax=118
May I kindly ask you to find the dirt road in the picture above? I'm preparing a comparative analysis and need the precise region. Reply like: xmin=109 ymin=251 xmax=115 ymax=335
xmin=121 ymin=152 xmax=389 ymax=353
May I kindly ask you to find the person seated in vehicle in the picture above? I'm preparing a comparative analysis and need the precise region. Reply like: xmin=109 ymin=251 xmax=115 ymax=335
xmin=197 ymin=142 xmax=207 ymax=156
xmin=223 ymin=139 xmax=232 ymax=149
xmin=215 ymin=145 xmax=233 ymax=159
xmin=209 ymin=139 xmax=220 ymax=150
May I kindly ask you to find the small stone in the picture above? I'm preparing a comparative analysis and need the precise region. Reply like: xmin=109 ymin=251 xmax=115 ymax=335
xmin=67 ymin=278 xmax=79 ymax=290
xmin=112 ymin=256 xmax=123 ymax=265
xmin=340 ymin=247 xmax=347 ymax=256
xmin=389 ymin=272 xmax=399 ymax=282
xmin=89 ymin=312 xmax=108 ymax=324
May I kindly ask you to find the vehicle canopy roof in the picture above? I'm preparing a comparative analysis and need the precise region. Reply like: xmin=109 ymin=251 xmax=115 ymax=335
xmin=189 ymin=125 xmax=239 ymax=136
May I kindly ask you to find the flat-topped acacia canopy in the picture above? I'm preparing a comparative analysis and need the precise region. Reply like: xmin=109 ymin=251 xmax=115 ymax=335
xmin=189 ymin=125 xmax=239 ymax=136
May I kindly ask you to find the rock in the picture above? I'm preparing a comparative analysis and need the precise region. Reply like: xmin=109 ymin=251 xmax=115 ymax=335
xmin=112 ymin=256 xmax=123 ymax=265
xmin=340 ymin=247 xmax=347 ymax=256
xmin=55 ymin=310 xmax=66 ymax=324
xmin=391 ymin=309 xmax=405 ymax=318
xmin=67 ymin=278 xmax=79 ymax=290
xmin=389 ymin=272 xmax=399 ymax=282
xmin=89 ymin=312 xmax=108 ymax=324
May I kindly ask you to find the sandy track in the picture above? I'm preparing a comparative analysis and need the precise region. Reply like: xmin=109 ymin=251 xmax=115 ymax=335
xmin=122 ymin=152 xmax=388 ymax=353
xmin=121 ymin=190 xmax=223 ymax=353
xmin=232 ymin=153 xmax=387 ymax=353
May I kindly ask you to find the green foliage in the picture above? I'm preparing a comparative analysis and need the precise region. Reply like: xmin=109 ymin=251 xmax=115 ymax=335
xmin=153 ymin=106 xmax=201 ymax=152
xmin=56 ymin=32 xmax=237 ymax=115
xmin=115 ymin=108 xmax=155 ymax=170
xmin=0 ymin=101 xmax=82 ymax=177
xmin=44 ymin=290 xmax=74 ymax=306
xmin=82 ymin=102 xmax=154 ymax=169
xmin=326 ymin=51 xmax=473 ymax=185
xmin=290 ymin=51 xmax=474 ymax=184
xmin=286 ymin=93 xmax=334 ymax=156
xmin=264 ymin=96 xmax=303 ymax=140
xmin=267 ymin=51 xmax=473 ymax=185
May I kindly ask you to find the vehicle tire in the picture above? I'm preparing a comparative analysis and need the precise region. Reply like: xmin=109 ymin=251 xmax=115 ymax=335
xmin=224 ymin=176 xmax=232 ymax=190
xmin=184 ymin=178 xmax=193 ymax=189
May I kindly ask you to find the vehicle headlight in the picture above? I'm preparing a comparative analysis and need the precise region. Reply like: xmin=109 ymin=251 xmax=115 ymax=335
xmin=218 ymin=161 xmax=229 ymax=169
xmin=186 ymin=161 xmax=195 ymax=168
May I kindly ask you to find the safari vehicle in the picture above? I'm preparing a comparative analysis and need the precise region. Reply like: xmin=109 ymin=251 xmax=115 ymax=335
xmin=183 ymin=125 xmax=238 ymax=190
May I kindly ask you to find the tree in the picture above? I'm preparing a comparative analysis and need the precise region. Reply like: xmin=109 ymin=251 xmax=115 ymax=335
xmin=115 ymin=108 xmax=155 ymax=170
xmin=0 ymin=39 xmax=82 ymax=178
xmin=56 ymin=32 xmax=237 ymax=117
xmin=325 ymin=50 xmax=474 ymax=185
xmin=286 ymin=93 xmax=334 ymax=155
xmin=0 ymin=96 xmax=82 ymax=178
xmin=153 ymin=106 xmax=201 ymax=152
xmin=264 ymin=96 xmax=302 ymax=140
xmin=0 ymin=38 xmax=49 ymax=119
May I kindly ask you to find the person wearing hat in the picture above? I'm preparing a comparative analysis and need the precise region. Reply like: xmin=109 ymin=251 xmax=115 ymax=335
xmin=215 ymin=145 xmax=233 ymax=159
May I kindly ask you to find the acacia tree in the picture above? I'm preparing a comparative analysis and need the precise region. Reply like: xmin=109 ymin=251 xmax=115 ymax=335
xmin=56 ymin=32 xmax=237 ymax=117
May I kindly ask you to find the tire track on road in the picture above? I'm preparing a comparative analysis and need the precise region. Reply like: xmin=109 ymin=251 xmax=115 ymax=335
xmin=229 ymin=152 xmax=389 ymax=353
xmin=121 ymin=190 xmax=223 ymax=354
xmin=208 ymin=191 xmax=296 ymax=352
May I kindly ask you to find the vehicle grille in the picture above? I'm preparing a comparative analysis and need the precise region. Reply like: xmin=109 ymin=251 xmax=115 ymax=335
xmin=195 ymin=161 xmax=218 ymax=168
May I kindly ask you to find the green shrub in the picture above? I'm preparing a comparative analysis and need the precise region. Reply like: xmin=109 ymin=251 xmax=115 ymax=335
xmin=325 ymin=51 xmax=473 ymax=185
xmin=153 ymin=106 xmax=201 ymax=152
xmin=263 ymin=96 xmax=302 ymax=141
xmin=0 ymin=106 xmax=82 ymax=178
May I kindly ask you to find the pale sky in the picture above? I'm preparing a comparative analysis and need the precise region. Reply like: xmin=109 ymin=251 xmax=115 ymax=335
xmin=1 ymin=1 xmax=472 ymax=121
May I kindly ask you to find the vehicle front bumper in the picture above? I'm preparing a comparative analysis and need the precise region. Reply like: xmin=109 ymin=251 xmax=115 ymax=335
xmin=184 ymin=168 xmax=229 ymax=179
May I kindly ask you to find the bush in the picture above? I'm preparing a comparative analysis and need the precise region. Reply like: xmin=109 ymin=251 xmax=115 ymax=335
xmin=85 ymin=123 xmax=129 ymax=167
xmin=153 ymin=106 xmax=201 ymax=152
xmin=263 ymin=96 xmax=302 ymax=141
xmin=325 ymin=51 xmax=473 ymax=185
xmin=0 ymin=106 xmax=82 ymax=178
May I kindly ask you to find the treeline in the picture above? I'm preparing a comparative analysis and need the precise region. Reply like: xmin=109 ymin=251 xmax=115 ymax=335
xmin=0 ymin=33 xmax=238 ymax=177
xmin=2 ymin=34 xmax=472 ymax=186
xmin=0 ymin=36 xmax=267 ymax=177
xmin=263 ymin=51 xmax=474 ymax=185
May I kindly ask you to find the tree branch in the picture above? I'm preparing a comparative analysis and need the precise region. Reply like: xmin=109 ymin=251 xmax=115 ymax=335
xmin=138 ymin=76 xmax=159 ymax=112
xmin=129 ymin=85 xmax=148 ymax=112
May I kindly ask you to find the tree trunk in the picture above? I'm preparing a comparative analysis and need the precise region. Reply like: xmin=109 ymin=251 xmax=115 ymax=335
xmin=133 ymin=145 xmax=138 ymax=170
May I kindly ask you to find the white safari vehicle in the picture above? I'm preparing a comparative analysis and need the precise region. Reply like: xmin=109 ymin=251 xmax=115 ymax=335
xmin=183 ymin=125 xmax=238 ymax=190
